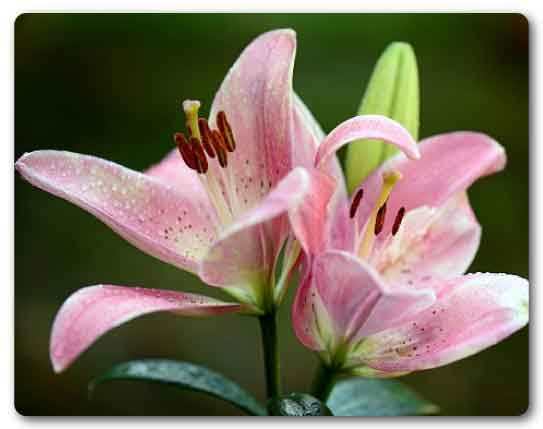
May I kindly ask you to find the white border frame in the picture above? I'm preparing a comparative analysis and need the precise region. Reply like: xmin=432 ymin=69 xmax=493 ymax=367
xmin=3 ymin=1 xmax=540 ymax=427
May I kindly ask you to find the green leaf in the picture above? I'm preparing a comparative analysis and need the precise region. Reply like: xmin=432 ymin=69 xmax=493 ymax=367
xmin=327 ymin=378 xmax=438 ymax=416
xmin=268 ymin=393 xmax=333 ymax=416
xmin=345 ymin=42 xmax=420 ymax=194
xmin=89 ymin=359 xmax=266 ymax=416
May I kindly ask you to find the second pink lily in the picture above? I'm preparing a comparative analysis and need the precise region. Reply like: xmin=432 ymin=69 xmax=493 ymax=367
xmin=290 ymin=123 xmax=529 ymax=378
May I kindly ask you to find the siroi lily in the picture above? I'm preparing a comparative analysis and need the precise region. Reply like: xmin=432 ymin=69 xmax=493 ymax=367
xmin=289 ymin=125 xmax=529 ymax=389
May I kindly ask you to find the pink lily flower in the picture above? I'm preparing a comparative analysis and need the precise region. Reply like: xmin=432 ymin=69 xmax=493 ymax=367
xmin=14 ymin=29 xmax=373 ymax=374
xmin=289 ymin=125 xmax=529 ymax=377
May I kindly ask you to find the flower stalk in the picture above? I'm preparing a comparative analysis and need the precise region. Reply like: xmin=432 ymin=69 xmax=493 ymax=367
xmin=311 ymin=362 xmax=337 ymax=402
xmin=259 ymin=311 xmax=282 ymax=399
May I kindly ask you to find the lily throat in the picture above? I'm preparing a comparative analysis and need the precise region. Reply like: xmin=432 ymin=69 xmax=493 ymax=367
xmin=173 ymin=99 xmax=245 ymax=227
xmin=350 ymin=170 xmax=406 ymax=260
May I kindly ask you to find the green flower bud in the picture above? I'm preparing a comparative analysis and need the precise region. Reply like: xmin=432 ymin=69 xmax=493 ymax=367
xmin=345 ymin=42 xmax=420 ymax=194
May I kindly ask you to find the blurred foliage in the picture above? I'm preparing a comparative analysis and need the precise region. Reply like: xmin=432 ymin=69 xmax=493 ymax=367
xmin=15 ymin=13 xmax=528 ymax=416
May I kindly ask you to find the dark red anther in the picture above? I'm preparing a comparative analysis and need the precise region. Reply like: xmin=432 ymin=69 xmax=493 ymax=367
xmin=211 ymin=130 xmax=228 ymax=168
xmin=174 ymin=132 xmax=198 ymax=171
xmin=374 ymin=200 xmax=387 ymax=235
xmin=217 ymin=111 xmax=236 ymax=152
xmin=189 ymin=136 xmax=208 ymax=174
xmin=392 ymin=206 xmax=406 ymax=236
xmin=198 ymin=118 xmax=216 ymax=158
xmin=349 ymin=188 xmax=364 ymax=218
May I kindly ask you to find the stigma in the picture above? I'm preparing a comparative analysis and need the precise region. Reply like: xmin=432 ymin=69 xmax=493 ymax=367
xmin=173 ymin=100 xmax=236 ymax=174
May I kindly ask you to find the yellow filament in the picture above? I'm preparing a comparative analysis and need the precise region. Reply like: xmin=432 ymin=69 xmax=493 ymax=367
xmin=358 ymin=170 xmax=402 ymax=259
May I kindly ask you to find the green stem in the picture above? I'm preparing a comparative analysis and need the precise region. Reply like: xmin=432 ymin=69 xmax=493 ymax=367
xmin=311 ymin=362 xmax=337 ymax=402
xmin=258 ymin=312 xmax=281 ymax=399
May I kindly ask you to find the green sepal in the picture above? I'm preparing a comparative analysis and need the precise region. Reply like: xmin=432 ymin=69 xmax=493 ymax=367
xmin=326 ymin=377 xmax=438 ymax=416
xmin=345 ymin=42 xmax=420 ymax=194
xmin=268 ymin=393 xmax=333 ymax=416
xmin=89 ymin=359 xmax=266 ymax=416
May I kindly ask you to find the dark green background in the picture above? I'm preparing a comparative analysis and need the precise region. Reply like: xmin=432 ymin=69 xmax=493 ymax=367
xmin=15 ymin=13 xmax=529 ymax=416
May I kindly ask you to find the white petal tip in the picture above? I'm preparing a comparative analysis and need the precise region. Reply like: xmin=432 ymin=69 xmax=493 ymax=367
xmin=15 ymin=152 xmax=32 ymax=170
xmin=411 ymin=148 xmax=422 ymax=160
xmin=51 ymin=361 xmax=64 ymax=374
xmin=266 ymin=28 xmax=296 ymax=38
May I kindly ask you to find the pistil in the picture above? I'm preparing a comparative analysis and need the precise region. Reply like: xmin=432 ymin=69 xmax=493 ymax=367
xmin=183 ymin=100 xmax=202 ymax=140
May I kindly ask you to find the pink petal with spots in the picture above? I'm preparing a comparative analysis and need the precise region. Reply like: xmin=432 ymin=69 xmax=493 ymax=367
xmin=50 ymin=285 xmax=241 ymax=372
xmin=291 ymin=265 xmax=333 ymax=352
xmin=16 ymin=151 xmax=218 ymax=273
xmin=145 ymin=148 xmax=209 ymax=196
xmin=206 ymin=29 xmax=297 ymax=213
xmin=313 ymin=251 xmax=434 ymax=341
xmin=370 ymin=131 xmax=506 ymax=236
xmin=360 ymin=273 xmax=528 ymax=374
xmin=199 ymin=168 xmax=311 ymax=300
xmin=315 ymin=115 xmax=420 ymax=169
xmin=292 ymin=93 xmax=345 ymax=191
xmin=326 ymin=197 xmax=357 ymax=253
xmin=291 ymin=93 xmax=325 ymax=168
xmin=288 ymin=167 xmax=337 ymax=255
xmin=291 ymin=94 xmax=351 ymax=254
xmin=373 ymin=193 xmax=481 ymax=283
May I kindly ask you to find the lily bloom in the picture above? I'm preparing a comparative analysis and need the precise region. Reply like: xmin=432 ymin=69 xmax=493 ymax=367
xmin=289 ymin=125 xmax=529 ymax=377
xmin=14 ymin=29 xmax=381 ymax=373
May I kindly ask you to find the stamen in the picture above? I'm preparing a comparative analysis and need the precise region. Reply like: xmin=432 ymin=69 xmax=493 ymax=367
xmin=176 ymin=99 xmax=236 ymax=227
xmin=392 ymin=207 xmax=406 ymax=236
xmin=358 ymin=169 xmax=403 ymax=259
xmin=349 ymin=189 xmax=364 ymax=219
xmin=174 ymin=132 xmax=198 ymax=171
xmin=189 ymin=136 xmax=208 ymax=174
xmin=217 ymin=111 xmax=236 ymax=152
xmin=211 ymin=130 xmax=228 ymax=168
xmin=374 ymin=200 xmax=387 ymax=235
xmin=198 ymin=118 xmax=216 ymax=158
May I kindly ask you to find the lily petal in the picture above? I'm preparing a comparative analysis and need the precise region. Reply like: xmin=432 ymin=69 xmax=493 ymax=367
xmin=368 ymin=132 xmax=506 ymax=236
xmin=359 ymin=273 xmax=528 ymax=374
xmin=199 ymin=168 xmax=310 ymax=306
xmin=315 ymin=115 xmax=420 ymax=169
xmin=292 ymin=93 xmax=345 ymax=189
xmin=291 ymin=92 xmax=325 ymax=168
xmin=50 ymin=285 xmax=241 ymax=373
xmin=16 ymin=150 xmax=218 ymax=273
xmin=207 ymin=29 xmax=297 ymax=212
xmin=291 ymin=95 xmax=351 ymax=254
xmin=374 ymin=193 xmax=481 ymax=282
xmin=313 ymin=251 xmax=434 ymax=341
xmin=288 ymin=167 xmax=337 ymax=255
xmin=292 ymin=264 xmax=334 ymax=352
xmin=145 ymin=148 xmax=208 ymax=196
